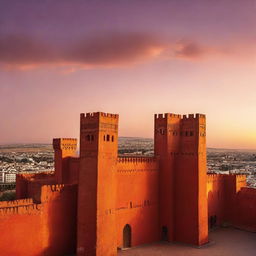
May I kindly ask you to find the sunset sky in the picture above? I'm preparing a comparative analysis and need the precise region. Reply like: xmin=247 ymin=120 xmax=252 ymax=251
xmin=0 ymin=0 xmax=256 ymax=149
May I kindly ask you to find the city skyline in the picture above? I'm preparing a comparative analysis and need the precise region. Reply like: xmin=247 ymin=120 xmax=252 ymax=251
xmin=0 ymin=0 xmax=256 ymax=149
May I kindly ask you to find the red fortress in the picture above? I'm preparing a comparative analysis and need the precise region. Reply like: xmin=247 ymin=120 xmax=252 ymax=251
xmin=0 ymin=112 xmax=255 ymax=256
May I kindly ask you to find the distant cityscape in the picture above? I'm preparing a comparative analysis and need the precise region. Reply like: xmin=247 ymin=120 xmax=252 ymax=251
xmin=0 ymin=137 xmax=256 ymax=188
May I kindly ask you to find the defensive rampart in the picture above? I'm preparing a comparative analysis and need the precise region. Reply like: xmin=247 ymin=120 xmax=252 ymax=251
xmin=0 ymin=183 xmax=77 ymax=256
xmin=234 ymin=187 xmax=256 ymax=231
xmin=207 ymin=173 xmax=256 ymax=231
xmin=116 ymin=157 xmax=160 ymax=247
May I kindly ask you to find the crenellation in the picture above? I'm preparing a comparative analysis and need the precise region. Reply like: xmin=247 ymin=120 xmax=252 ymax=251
xmin=53 ymin=138 xmax=77 ymax=150
xmin=117 ymin=156 xmax=156 ymax=163
xmin=82 ymin=112 xmax=119 ymax=120
xmin=0 ymin=198 xmax=33 ymax=208
xmin=0 ymin=203 xmax=42 ymax=216
xmin=180 ymin=113 xmax=206 ymax=121
xmin=155 ymin=113 xmax=182 ymax=120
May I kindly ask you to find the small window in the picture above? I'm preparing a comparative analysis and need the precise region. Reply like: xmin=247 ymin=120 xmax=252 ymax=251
xmin=112 ymin=135 xmax=114 ymax=142
xmin=185 ymin=131 xmax=189 ymax=136
xmin=130 ymin=202 xmax=132 ymax=208
xmin=190 ymin=131 xmax=194 ymax=136
xmin=103 ymin=135 xmax=106 ymax=141
xmin=91 ymin=135 xmax=94 ymax=141
xmin=86 ymin=135 xmax=90 ymax=141
xmin=106 ymin=134 xmax=110 ymax=141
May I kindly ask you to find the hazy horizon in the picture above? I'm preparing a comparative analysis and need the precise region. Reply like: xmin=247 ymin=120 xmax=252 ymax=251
xmin=0 ymin=136 xmax=255 ymax=152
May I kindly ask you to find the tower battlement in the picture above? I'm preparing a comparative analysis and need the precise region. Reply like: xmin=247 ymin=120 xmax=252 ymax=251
xmin=53 ymin=138 xmax=77 ymax=151
xmin=155 ymin=113 xmax=206 ymax=120
xmin=81 ymin=112 xmax=119 ymax=119
xmin=182 ymin=113 xmax=206 ymax=120
xmin=155 ymin=113 xmax=181 ymax=119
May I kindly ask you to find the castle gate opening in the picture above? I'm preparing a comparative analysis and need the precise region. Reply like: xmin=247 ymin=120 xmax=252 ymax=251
xmin=123 ymin=224 xmax=131 ymax=248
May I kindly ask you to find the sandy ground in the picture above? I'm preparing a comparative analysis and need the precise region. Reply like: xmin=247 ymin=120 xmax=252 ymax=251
xmin=118 ymin=228 xmax=256 ymax=256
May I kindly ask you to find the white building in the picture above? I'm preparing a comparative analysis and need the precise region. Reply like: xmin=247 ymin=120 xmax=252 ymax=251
xmin=0 ymin=171 xmax=16 ymax=183
xmin=5 ymin=173 xmax=16 ymax=183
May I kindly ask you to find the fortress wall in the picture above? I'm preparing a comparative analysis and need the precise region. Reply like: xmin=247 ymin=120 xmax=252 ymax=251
xmin=207 ymin=174 xmax=226 ymax=226
xmin=223 ymin=175 xmax=246 ymax=223
xmin=27 ymin=180 xmax=44 ymax=203
xmin=16 ymin=174 xmax=29 ymax=199
xmin=16 ymin=172 xmax=55 ymax=200
xmin=0 ymin=184 xmax=77 ymax=256
xmin=233 ymin=187 xmax=256 ymax=231
xmin=62 ymin=157 xmax=79 ymax=184
xmin=207 ymin=174 xmax=249 ymax=229
xmin=40 ymin=184 xmax=78 ymax=255
xmin=0 ymin=201 xmax=44 ymax=256
xmin=116 ymin=157 xmax=160 ymax=247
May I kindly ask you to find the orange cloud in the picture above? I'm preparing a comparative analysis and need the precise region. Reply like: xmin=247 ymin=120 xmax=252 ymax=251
xmin=0 ymin=33 xmax=254 ymax=71
xmin=0 ymin=33 xmax=167 ymax=70
xmin=65 ymin=33 xmax=166 ymax=66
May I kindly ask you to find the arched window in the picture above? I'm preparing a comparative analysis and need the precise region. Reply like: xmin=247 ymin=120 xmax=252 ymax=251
xmin=123 ymin=224 xmax=132 ymax=248
xmin=106 ymin=134 xmax=110 ymax=141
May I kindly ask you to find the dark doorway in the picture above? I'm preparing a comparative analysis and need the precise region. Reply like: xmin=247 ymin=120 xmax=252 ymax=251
xmin=209 ymin=215 xmax=217 ymax=229
xmin=123 ymin=224 xmax=131 ymax=248
xmin=162 ymin=226 xmax=168 ymax=241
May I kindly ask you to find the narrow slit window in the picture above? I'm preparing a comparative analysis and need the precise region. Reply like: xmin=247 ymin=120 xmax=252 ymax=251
xmin=107 ymin=134 xmax=110 ymax=141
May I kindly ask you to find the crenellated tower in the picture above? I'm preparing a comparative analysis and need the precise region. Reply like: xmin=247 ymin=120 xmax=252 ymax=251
xmin=77 ymin=112 xmax=119 ymax=256
xmin=154 ymin=113 xmax=181 ymax=241
xmin=174 ymin=114 xmax=208 ymax=245
xmin=154 ymin=113 xmax=208 ymax=246
xmin=53 ymin=138 xmax=77 ymax=184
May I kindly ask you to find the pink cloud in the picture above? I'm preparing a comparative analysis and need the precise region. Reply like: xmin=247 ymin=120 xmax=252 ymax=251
xmin=0 ymin=33 xmax=254 ymax=71
xmin=174 ymin=40 xmax=205 ymax=60
xmin=0 ymin=33 xmax=167 ymax=70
